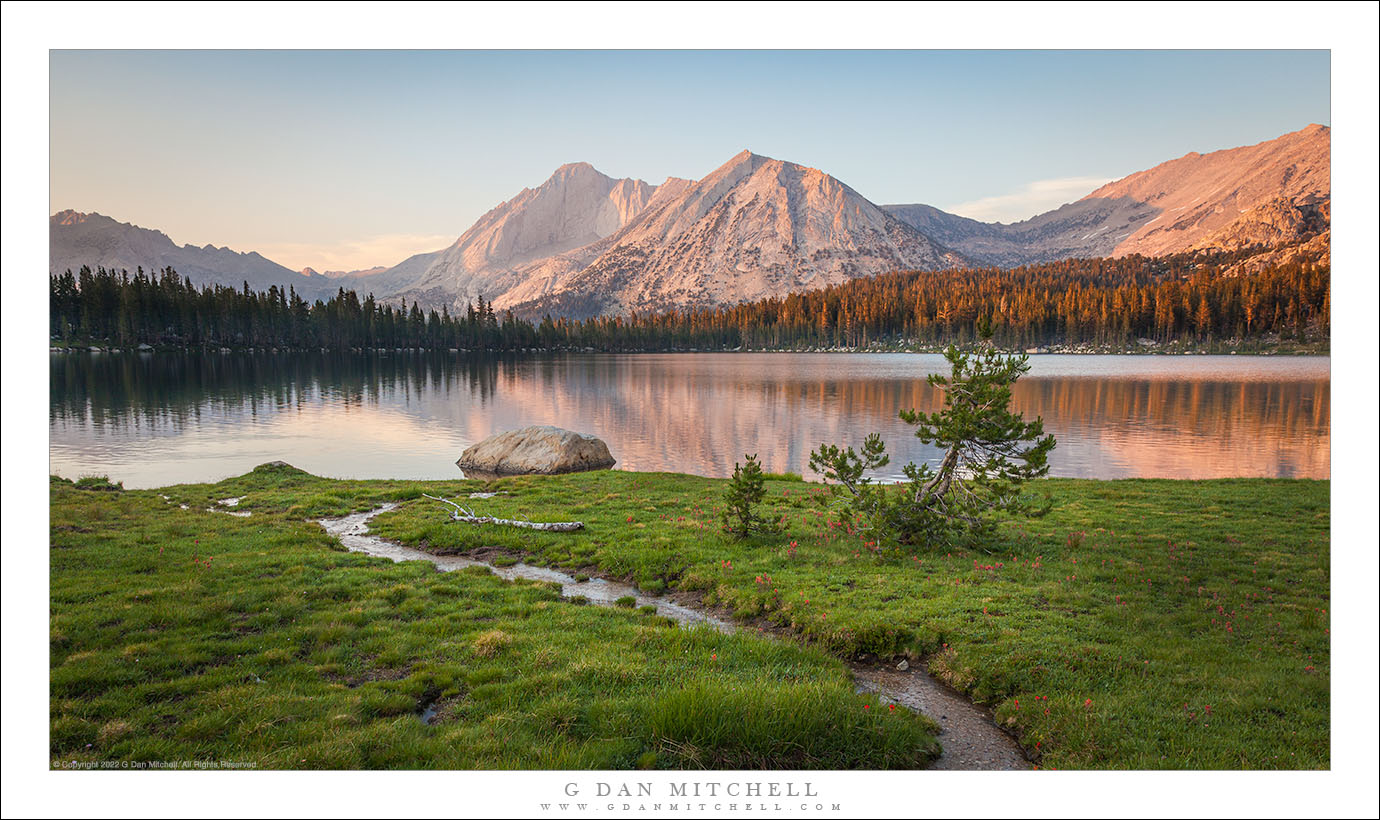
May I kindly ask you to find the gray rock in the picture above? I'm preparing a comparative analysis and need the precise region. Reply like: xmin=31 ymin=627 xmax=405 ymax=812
xmin=897 ymin=659 xmax=910 ymax=671
xmin=458 ymin=426 xmax=615 ymax=476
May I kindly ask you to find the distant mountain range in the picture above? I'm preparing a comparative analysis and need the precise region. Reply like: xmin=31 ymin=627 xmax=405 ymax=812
xmin=300 ymin=265 xmax=389 ymax=279
xmin=400 ymin=150 xmax=969 ymax=319
xmin=51 ymin=124 xmax=1329 ymax=319
xmin=50 ymin=210 xmax=341 ymax=300
xmin=883 ymin=123 xmax=1330 ymax=268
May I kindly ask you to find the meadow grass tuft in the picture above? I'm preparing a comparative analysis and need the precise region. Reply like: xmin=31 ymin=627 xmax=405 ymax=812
xmin=471 ymin=629 xmax=513 ymax=658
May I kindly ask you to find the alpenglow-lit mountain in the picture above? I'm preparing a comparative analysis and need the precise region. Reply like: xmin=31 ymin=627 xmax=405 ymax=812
xmin=53 ymin=124 xmax=1329 ymax=321
xmin=386 ymin=162 xmax=660 ymax=313
xmin=382 ymin=151 xmax=968 ymax=319
xmin=49 ymin=210 xmax=338 ymax=299
xmin=884 ymin=124 xmax=1331 ymax=267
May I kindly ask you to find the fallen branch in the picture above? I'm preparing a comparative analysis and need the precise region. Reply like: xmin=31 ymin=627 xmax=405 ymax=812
xmin=422 ymin=493 xmax=584 ymax=532
xmin=449 ymin=515 xmax=584 ymax=532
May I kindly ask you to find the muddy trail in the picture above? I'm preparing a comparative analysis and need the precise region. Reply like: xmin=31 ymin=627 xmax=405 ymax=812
xmin=319 ymin=505 xmax=1028 ymax=771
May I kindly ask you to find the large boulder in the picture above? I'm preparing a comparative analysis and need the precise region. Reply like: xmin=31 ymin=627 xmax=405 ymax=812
xmin=457 ymin=426 xmax=615 ymax=477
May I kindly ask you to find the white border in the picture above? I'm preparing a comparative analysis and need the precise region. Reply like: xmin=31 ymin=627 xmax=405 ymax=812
xmin=4 ymin=2 xmax=1377 ymax=818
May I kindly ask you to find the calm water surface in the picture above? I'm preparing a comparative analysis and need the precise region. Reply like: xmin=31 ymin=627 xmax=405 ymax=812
xmin=49 ymin=352 xmax=1330 ymax=488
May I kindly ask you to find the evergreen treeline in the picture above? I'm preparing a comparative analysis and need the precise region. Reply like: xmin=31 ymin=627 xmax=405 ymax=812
xmin=50 ymin=250 xmax=1329 ymax=353
xmin=632 ymin=251 xmax=1330 ymax=350
xmin=49 ymin=266 xmax=531 ymax=350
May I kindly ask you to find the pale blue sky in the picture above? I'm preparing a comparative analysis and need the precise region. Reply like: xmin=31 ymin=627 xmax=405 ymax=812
xmin=50 ymin=50 xmax=1330 ymax=271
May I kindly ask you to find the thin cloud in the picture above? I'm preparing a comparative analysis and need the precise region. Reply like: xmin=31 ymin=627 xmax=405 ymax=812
xmin=256 ymin=233 xmax=454 ymax=273
xmin=946 ymin=176 xmax=1114 ymax=224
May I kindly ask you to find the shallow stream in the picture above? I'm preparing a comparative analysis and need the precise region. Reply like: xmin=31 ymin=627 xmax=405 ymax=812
xmin=319 ymin=505 xmax=1028 ymax=770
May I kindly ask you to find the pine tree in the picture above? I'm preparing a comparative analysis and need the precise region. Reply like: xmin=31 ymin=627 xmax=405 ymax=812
xmin=811 ymin=339 xmax=1055 ymax=550
xmin=720 ymin=454 xmax=782 ymax=537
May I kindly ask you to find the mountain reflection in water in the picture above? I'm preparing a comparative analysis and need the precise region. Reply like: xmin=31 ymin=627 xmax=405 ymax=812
xmin=50 ymin=352 xmax=1329 ymax=489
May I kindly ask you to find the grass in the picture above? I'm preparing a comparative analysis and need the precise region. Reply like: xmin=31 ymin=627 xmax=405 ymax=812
xmin=48 ymin=466 xmax=938 ymax=770
xmin=369 ymin=469 xmax=1331 ymax=770
xmin=50 ymin=463 xmax=1330 ymax=769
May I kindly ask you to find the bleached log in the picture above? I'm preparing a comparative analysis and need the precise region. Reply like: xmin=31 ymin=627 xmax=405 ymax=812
xmin=448 ymin=514 xmax=584 ymax=532
xmin=423 ymin=493 xmax=583 ymax=532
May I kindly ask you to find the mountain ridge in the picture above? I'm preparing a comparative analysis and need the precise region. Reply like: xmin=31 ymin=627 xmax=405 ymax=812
xmin=884 ymin=123 xmax=1330 ymax=267
xmin=49 ymin=210 xmax=338 ymax=299
xmin=51 ymin=124 xmax=1329 ymax=318
xmin=387 ymin=149 xmax=969 ymax=318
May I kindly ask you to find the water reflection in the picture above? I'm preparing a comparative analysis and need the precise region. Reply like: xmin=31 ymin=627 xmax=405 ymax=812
xmin=50 ymin=352 xmax=1329 ymax=488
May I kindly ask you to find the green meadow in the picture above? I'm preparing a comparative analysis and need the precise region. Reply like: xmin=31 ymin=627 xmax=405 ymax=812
xmin=50 ymin=463 xmax=1329 ymax=770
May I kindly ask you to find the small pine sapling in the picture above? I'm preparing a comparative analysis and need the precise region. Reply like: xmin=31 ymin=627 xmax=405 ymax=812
xmin=721 ymin=454 xmax=783 ymax=537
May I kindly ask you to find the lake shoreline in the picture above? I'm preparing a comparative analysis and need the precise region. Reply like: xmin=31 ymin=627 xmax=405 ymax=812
xmin=51 ymin=347 xmax=1330 ymax=483
xmin=50 ymin=342 xmax=1331 ymax=356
